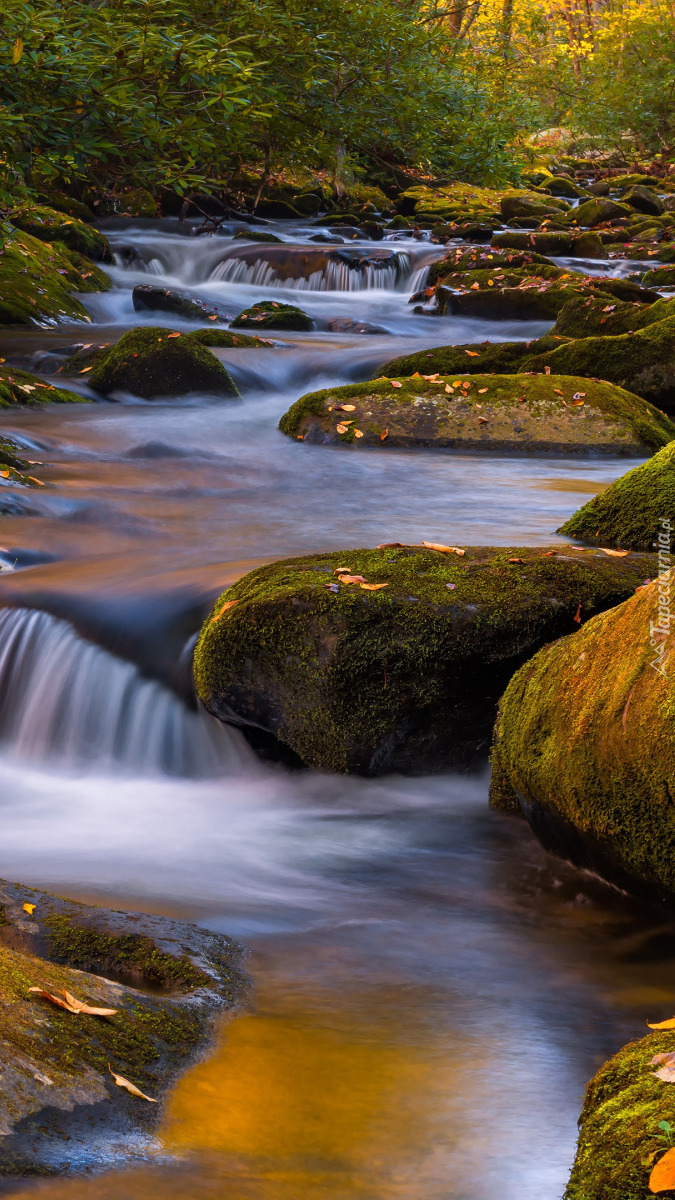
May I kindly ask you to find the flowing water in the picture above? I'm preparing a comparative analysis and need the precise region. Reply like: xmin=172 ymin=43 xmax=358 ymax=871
xmin=0 ymin=219 xmax=670 ymax=1200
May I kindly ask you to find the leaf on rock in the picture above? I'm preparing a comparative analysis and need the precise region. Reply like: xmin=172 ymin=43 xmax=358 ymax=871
xmin=648 ymin=1018 xmax=675 ymax=1030
xmin=336 ymin=424 xmax=348 ymax=434
xmin=391 ymin=381 xmax=402 ymax=389
xmin=23 ymin=903 xmax=36 ymax=915
xmin=354 ymin=429 xmax=364 ymax=438
xmin=210 ymin=599 xmax=238 ymax=624
xmin=573 ymin=605 xmax=582 ymax=624
xmin=360 ymin=582 xmax=388 ymax=590
xmin=108 ymin=1065 xmax=157 ymax=1103
xmin=29 ymin=987 xmax=117 ymax=1016
xmin=334 ymin=404 xmax=355 ymax=412
xmin=508 ymin=558 xmax=524 ymax=564
xmin=422 ymin=541 xmax=465 ymax=556
xmin=380 ymin=429 xmax=389 ymax=441
xmin=338 ymin=574 xmax=366 ymax=585
xmin=600 ymin=548 xmax=629 ymax=557
xmin=650 ymin=1147 xmax=675 ymax=1192
xmin=376 ymin=543 xmax=405 ymax=549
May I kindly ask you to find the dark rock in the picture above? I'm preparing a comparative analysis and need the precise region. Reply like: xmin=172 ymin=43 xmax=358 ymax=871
xmin=8 ymin=205 xmax=113 ymax=263
xmin=326 ymin=318 xmax=387 ymax=335
xmin=86 ymin=328 xmax=240 ymax=399
xmin=231 ymin=301 xmax=314 ymax=332
xmin=132 ymin=285 xmax=232 ymax=323
xmin=622 ymin=184 xmax=665 ymax=216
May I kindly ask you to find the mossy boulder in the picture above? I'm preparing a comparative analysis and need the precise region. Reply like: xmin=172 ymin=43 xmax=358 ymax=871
xmin=279 ymin=374 xmax=674 ymax=455
xmin=622 ymin=184 xmax=665 ymax=216
xmin=559 ymin=440 xmax=675 ymax=550
xmin=377 ymin=336 xmax=562 ymax=380
xmin=8 ymin=205 xmax=112 ymax=263
xmin=397 ymin=182 xmax=504 ymax=225
xmin=500 ymin=191 xmax=569 ymax=221
xmin=436 ymin=278 xmax=602 ymax=321
xmin=542 ymin=176 xmax=589 ymax=199
xmin=233 ymin=229 xmax=283 ymax=244
xmin=489 ymin=576 xmax=675 ymax=904
xmin=85 ymin=327 xmax=239 ymax=400
xmin=0 ymin=367 xmax=87 ymax=409
xmin=572 ymin=198 xmax=633 ymax=226
xmin=526 ymin=313 xmax=675 ymax=409
xmin=189 ymin=327 xmax=273 ymax=348
xmin=552 ymin=295 xmax=675 ymax=339
xmin=0 ymin=879 xmax=244 ymax=1173
xmin=565 ymin=1030 xmax=675 ymax=1200
xmin=428 ymin=247 xmax=558 ymax=287
xmin=492 ymin=230 xmax=577 ymax=255
xmin=0 ymin=227 xmax=110 ymax=325
xmin=642 ymin=266 xmax=675 ymax=288
xmin=231 ymin=300 xmax=314 ymax=332
xmin=132 ymin=284 xmax=232 ymax=323
xmin=194 ymin=545 xmax=652 ymax=775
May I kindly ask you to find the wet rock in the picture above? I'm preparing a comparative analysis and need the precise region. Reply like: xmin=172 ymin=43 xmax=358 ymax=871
xmin=642 ymin=265 xmax=675 ymax=288
xmin=132 ymin=284 xmax=232 ymax=323
xmin=308 ymin=232 xmax=345 ymax=243
xmin=500 ymin=191 xmax=569 ymax=221
xmin=0 ymin=367 xmax=87 ymax=410
xmin=326 ymin=318 xmax=387 ymax=335
xmin=0 ymin=229 xmax=110 ymax=325
xmin=558 ymin=439 xmax=675 ymax=550
xmin=491 ymin=230 xmax=576 ymax=255
xmin=541 ymin=175 xmax=589 ymax=199
xmin=564 ymin=1031 xmax=675 ymax=1200
xmin=231 ymin=301 xmax=314 ymax=332
xmin=357 ymin=220 xmax=384 ymax=240
xmin=572 ymin=198 xmax=633 ymax=226
xmin=194 ymin=545 xmax=652 ymax=775
xmin=621 ymin=184 xmax=666 ymax=216
xmin=85 ymin=328 xmax=239 ymax=399
xmin=436 ymin=279 xmax=600 ymax=321
xmin=233 ymin=229 xmax=283 ymax=243
xmin=489 ymin=576 xmax=675 ymax=906
xmin=0 ymin=880 xmax=245 ymax=1173
xmin=396 ymin=181 xmax=504 ymax=226
xmin=8 ymin=205 xmax=113 ymax=263
xmin=552 ymin=295 xmax=675 ymax=339
xmin=428 ymin=247 xmax=558 ymax=286
xmin=377 ymin=337 xmax=561 ymax=380
xmin=280 ymin=373 xmax=673 ymax=455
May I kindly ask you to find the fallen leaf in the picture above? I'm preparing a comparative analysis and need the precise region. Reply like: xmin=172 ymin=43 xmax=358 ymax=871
xmin=210 ymin=599 xmax=238 ymax=623
xmin=651 ymin=1053 xmax=675 ymax=1065
xmin=453 ymin=381 xmax=462 ymax=388
xmin=79 ymin=367 xmax=92 ymax=373
xmin=338 ymin=574 xmax=366 ymax=584
xmin=380 ymin=429 xmax=389 ymax=441
xmin=336 ymin=424 xmax=348 ymax=434
xmin=477 ymin=416 xmax=488 ymax=424
xmin=470 ymin=282 xmax=480 ymax=290
xmin=543 ymin=551 xmax=558 ymax=557
xmin=654 ymin=1064 xmax=675 ymax=1084
xmin=391 ymin=381 xmax=402 ymax=389
xmin=446 ymin=583 xmax=456 ymax=590
xmin=61 ymin=989 xmax=118 ymax=1017
xmin=572 ymin=392 xmax=586 ymax=400
xmin=571 ymin=400 xmax=585 ymax=407
xmin=360 ymin=582 xmax=388 ymax=590
xmin=376 ymin=543 xmax=405 ymax=549
xmin=108 ymin=1065 xmax=157 ymax=1103
xmin=508 ymin=558 xmax=524 ymax=564
xmin=29 ymin=988 xmax=78 ymax=1013
xmin=650 ymin=1147 xmax=675 ymax=1192
xmin=353 ymin=429 xmax=364 ymax=438
xmin=334 ymin=567 xmax=352 ymax=573
xmin=648 ymin=1017 xmax=675 ymax=1030
xmin=422 ymin=541 xmax=465 ymax=556
xmin=465 ymin=350 xmax=479 ymax=356
xmin=334 ymin=404 xmax=356 ymax=412
xmin=544 ymin=366 xmax=551 ymax=375
xmin=23 ymin=903 xmax=36 ymax=915
xmin=421 ymin=373 xmax=439 ymax=381
xmin=600 ymin=548 xmax=629 ymax=557
xmin=445 ymin=385 xmax=454 ymax=394
xmin=167 ymin=332 xmax=181 ymax=338
xmin=553 ymin=389 xmax=564 ymax=396
xmin=573 ymin=605 xmax=582 ymax=624
xmin=478 ymin=388 xmax=488 ymax=394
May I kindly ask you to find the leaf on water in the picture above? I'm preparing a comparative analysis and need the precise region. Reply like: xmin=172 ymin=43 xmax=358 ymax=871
xmin=108 ymin=1065 xmax=157 ymax=1103
xmin=422 ymin=542 xmax=465 ymax=556
xmin=648 ymin=1018 xmax=675 ymax=1030
xmin=650 ymin=1147 xmax=675 ymax=1192
xmin=391 ymin=381 xmax=402 ymax=389
xmin=23 ymin=903 xmax=36 ymax=915
xmin=600 ymin=548 xmax=629 ymax=557
xmin=360 ymin=582 xmax=388 ymax=590
xmin=210 ymin=599 xmax=238 ymax=623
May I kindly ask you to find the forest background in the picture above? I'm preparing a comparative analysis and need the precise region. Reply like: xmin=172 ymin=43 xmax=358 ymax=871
xmin=0 ymin=0 xmax=672 ymax=210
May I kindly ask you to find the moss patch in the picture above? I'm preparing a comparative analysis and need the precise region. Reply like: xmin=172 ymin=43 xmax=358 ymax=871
xmin=0 ymin=366 xmax=87 ymax=409
xmin=231 ymin=300 xmax=314 ymax=331
xmin=559 ymin=440 xmax=675 ymax=550
xmin=194 ymin=545 xmax=653 ymax=775
xmin=553 ymin=296 xmax=675 ymax=339
xmin=280 ymin=373 xmax=674 ymax=454
xmin=489 ymin=579 xmax=675 ymax=903
xmin=8 ymin=205 xmax=112 ymax=263
xmin=0 ymin=226 xmax=107 ymax=325
xmin=566 ymin=1031 xmax=675 ymax=1200
xmin=44 ymin=914 xmax=209 ymax=993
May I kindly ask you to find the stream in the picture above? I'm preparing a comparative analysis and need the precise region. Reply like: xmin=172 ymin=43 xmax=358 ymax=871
xmin=0 ymin=218 xmax=672 ymax=1200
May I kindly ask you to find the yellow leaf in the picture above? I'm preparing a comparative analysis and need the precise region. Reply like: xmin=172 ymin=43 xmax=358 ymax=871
xmin=650 ymin=1147 xmax=675 ymax=1192
xmin=422 ymin=541 xmax=465 ymax=556
xmin=360 ymin=582 xmax=388 ymax=590
xmin=0 ymin=470 xmax=9 ymax=479
xmin=12 ymin=37 xmax=23 ymax=64
xmin=465 ymin=351 xmax=479 ymax=356
xmin=336 ymin=424 xmax=348 ymax=434
xmin=23 ymin=903 xmax=36 ymax=915
xmin=108 ymin=1065 xmax=157 ymax=1103
xmin=600 ymin=548 xmax=629 ymax=557
xmin=648 ymin=1017 xmax=675 ymax=1030
xmin=391 ymin=381 xmax=402 ymax=389
xmin=353 ymin=429 xmax=363 ymax=438
xmin=335 ymin=404 xmax=355 ymax=412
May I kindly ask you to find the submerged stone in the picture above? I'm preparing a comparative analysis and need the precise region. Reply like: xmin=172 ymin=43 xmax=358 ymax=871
xmin=558 ymin=439 xmax=675 ymax=550
xmin=0 ymin=880 xmax=245 ymax=1173
xmin=194 ymin=545 xmax=651 ymax=775
xmin=279 ymin=374 xmax=674 ymax=455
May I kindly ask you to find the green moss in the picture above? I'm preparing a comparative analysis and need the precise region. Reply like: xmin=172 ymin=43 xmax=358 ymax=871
xmin=377 ymin=336 xmax=564 ymax=380
xmin=492 ymin=230 xmax=576 ymax=254
xmin=233 ymin=229 xmax=283 ymax=243
xmin=0 ymin=227 xmax=97 ymax=325
xmin=44 ymin=913 xmax=209 ymax=993
xmin=189 ymin=327 xmax=272 ymax=348
xmin=0 ymin=367 xmax=87 ymax=409
xmin=398 ymin=181 xmax=505 ymax=224
xmin=559 ymin=440 xmax=675 ymax=550
xmin=553 ymin=296 xmax=675 ymax=339
xmin=489 ymin=580 xmax=675 ymax=902
xmin=86 ymin=327 xmax=239 ymax=399
xmin=194 ymin=544 xmax=652 ymax=774
xmin=566 ymin=1032 xmax=675 ymax=1200
xmin=569 ymin=198 xmax=633 ymax=226
xmin=279 ymin=373 xmax=674 ymax=453
xmin=642 ymin=266 xmax=675 ymax=288
xmin=231 ymin=300 xmax=314 ymax=331
xmin=428 ymin=247 xmax=557 ymax=286
xmin=8 ymin=205 xmax=112 ymax=263
xmin=51 ymin=243 xmax=111 ymax=293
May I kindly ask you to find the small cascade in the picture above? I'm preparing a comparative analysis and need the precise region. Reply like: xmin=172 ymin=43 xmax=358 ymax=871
xmin=209 ymin=252 xmax=412 ymax=292
xmin=0 ymin=608 xmax=250 ymax=778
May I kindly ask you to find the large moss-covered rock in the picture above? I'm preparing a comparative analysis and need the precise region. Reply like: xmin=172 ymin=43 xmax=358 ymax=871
xmin=194 ymin=545 xmax=652 ymax=775
xmin=428 ymin=247 xmax=558 ymax=287
xmin=8 ymin=205 xmax=112 ymax=263
xmin=565 ymin=1030 xmax=675 ymax=1200
xmin=501 ymin=191 xmax=569 ymax=221
xmin=437 ymin=279 xmax=603 ymax=321
xmin=397 ymin=182 xmax=504 ymax=225
xmin=377 ymin=337 xmax=562 ymax=380
xmin=0 ymin=227 xmax=109 ymax=325
xmin=280 ymin=373 xmax=674 ymax=455
xmin=86 ymin=327 xmax=239 ymax=399
xmin=489 ymin=577 xmax=675 ymax=904
xmin=552 ymin=295 xmax=675 ymax=339
xmin=622 ymin=184 xmax=665 ymax=216
xmin=231 ymin=300 xmax=314 ymax=331
xmin=0 ymin=879 xmax=244 ymax=1173
xmin=526 ymin=313 xmax=675 ymax=409
xmin=0 ymin=367 xmax=87 ymax=409
xmin=642 ymin=265 xmax=675 ymax=288
xmin=572 ymin=198 xmax=633 ymax=226
xmin=132 ymin=284 xmax=232 ymax=323
xmin=491 ymin=230 xmax=577 ymax=255
xmin=559 ymin=440 xmax=675 ymax=550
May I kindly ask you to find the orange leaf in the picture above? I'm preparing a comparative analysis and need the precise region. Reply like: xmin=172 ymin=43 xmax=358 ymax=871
xmin=600 ymin=548 xmax=629 ymax=557
xmin=477 ymin=416 xmax=488 ymax=424
xmin=573 ymin=605 xmax=582 ymax=624
xmin=23 ymin=903 xmax=36 ymax=915
xmin=508 ymin=558 xmax=524 ymax=564
xmin=422 ymin=542 xmax=465 ymax=556
xmin=360 ymin=582 xmax=388 ymax=591
xmin=29 ymin=988 xmax=78 ymax=1013
xmin=338 ymin=574 xmax=366 ymax=584
xmin=478 ymin=388 xmax=488 ymax=393
xmin=353 ymin=429 xmax=364 ymax=438
xmin=61 ymin=990 xmax=118 ymax=1017
xmin=334 ymin=404 xmax=356 ymax=412
xmin=544 ymin=366 xmax=551 ymax=375
xmin=380 ymin=429 xmax=389 ymax=441
xmin=210 ymin=599 xmax=238 ymax=624
xmin=108 ymin=1065 xmax=157 ymax=1103
xmin=391 ymin=381 xmax=402 ymax=389
xmin=650 ymin=1147 xmax=675 ymax=1192
xmin=648 ymin=1017 xmax=675 ymax=1030
xmin=376 ymin=543 xmax=405 ymax=549
xmin=167 ymin=332 xmax=181 ymax=338
xmin=445 ymin=385 xmax=454 ymax=394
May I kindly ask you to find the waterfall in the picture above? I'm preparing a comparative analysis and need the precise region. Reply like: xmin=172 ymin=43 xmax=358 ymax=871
xmin=209 ymin=253 xmax=412 ymax=292
xmin=0 ymin=608 xmax=249 ymax=778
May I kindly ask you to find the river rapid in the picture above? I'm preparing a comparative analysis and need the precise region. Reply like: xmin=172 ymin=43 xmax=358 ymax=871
xmin=0 ymin=218 xmax=671 ymax=1200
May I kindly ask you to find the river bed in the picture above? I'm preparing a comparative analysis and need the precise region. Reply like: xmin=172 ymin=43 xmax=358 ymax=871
xmin=0 ymin=220 xmax=669 ymax=1200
